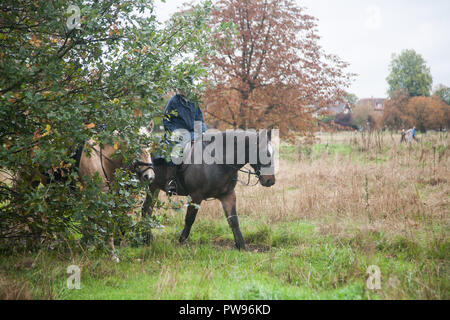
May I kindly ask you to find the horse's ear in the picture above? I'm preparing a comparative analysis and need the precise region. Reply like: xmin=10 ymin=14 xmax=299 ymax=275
xmin=147 ymin=120 xmax=154 ymax=133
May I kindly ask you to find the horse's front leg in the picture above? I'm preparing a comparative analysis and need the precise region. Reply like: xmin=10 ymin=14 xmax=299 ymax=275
xmin=220 ymin=190 xmax=245 ymax=250
xmin=142 ymin=186 xmax=160 ymax=243
xmin=142 ymin=185 xmax=160 ymax=217
xmin=179 ymin=197 xmax=202 ymax=244
xmin=108 ymin=237 xmax=120 ymax=262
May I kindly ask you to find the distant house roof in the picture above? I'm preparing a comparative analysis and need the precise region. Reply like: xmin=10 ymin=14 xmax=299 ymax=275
xmin=357 ymin=98 xmax=386 ymax=111
xmin=322 ymin=102 xmax=351 ymax=115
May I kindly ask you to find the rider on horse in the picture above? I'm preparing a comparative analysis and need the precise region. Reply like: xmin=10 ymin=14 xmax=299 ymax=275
xmin=163 ymin=79 xmax=206 ymax=194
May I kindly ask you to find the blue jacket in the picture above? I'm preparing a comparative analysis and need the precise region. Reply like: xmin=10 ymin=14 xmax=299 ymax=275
xmin=163 ymin=94 xmax=206 ymax=140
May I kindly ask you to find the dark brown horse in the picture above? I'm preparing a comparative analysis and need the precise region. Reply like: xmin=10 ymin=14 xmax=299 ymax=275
xmin=143 ymin=130 xmax=276 ymax=250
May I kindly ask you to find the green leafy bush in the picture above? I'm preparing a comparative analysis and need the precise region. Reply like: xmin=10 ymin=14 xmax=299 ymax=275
xmin=0 ymin=0 xmax=213 ymax=252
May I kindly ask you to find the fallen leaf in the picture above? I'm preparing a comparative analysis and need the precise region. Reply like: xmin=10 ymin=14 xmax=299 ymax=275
xmin=42 ymin=124 xmax=51 ymax=137
xmin=33 ymin=130 xmax=41 ymax=140
xmin=84 ymin=122 xmax=96 ymax=129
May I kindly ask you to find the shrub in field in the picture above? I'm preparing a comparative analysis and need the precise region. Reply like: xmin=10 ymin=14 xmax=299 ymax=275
xmin=0 ymin=0 xmax=213 ymax=251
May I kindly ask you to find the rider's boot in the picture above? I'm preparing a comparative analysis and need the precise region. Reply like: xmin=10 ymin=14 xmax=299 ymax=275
xmin=165 ymin=165 xmax=178 ymax=195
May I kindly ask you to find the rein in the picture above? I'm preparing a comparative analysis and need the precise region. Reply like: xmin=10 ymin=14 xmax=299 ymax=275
xmin=225 ymin=164 xmax=261 ymax=187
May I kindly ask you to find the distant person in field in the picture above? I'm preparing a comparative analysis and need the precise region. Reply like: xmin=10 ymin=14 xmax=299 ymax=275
xmin=412 ymin=126 xmax=417 ymax=141
xmin=400 ymin=129 xmax=407 ymax=143
xmin=405 ymin=126 xmax=417 ymax=143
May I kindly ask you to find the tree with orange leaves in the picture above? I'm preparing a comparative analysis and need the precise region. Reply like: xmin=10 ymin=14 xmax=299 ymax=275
xmin=202 ymin=0 xmax=353 ymax=136
xmin=383 ymin=91 xmax=449 ymax=132
xmin=382 ymin=89 xmax=410 ymax=130
xmin=406 ymin=96 xmax=449 ymax=132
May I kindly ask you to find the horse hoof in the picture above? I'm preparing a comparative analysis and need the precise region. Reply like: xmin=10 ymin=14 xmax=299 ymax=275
xmin=179 ymin=235 xmax=188 ymax=244
xmin=144 ymin=233 xmax=154 ymax=244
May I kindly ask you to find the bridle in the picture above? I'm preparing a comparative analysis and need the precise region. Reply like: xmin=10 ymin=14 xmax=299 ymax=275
xmin=228 ymin=137 xmax=273 ymax=187
xmin=223 ymin=141 xmax=273 ymax=187
xmin=132 ymin=160 xmax=155 ymax=178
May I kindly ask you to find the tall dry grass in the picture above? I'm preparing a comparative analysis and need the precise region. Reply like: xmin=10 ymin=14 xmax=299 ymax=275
xmin=193 ymin=132 xmax=449 ymax=243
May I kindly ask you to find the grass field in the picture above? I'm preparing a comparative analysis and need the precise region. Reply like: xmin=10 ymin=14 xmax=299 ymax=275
xmin=1 ymin=131 xmax=449 ymax=300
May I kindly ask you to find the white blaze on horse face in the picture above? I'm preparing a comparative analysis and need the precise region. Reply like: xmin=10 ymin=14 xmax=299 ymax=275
xmin=268 ymin=142 xmax=273 ymax=158
xmin=258 ymin=130 xmax=272 ymax=167
xmin=260 ymin=129 xmax=279 ymax=176
xmin=142 ymin=149 xmax=155 ymax=182
xmin=143 ymin=169 xmax=155 ymax=182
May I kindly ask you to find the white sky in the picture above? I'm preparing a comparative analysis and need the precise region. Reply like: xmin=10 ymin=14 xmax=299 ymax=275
xmin=154 ymin=0 xmax=450 ymax=99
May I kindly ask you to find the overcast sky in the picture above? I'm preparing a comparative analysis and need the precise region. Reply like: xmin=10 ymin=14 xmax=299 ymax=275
xmin=154 ymin=0 xmax=450 ymax=99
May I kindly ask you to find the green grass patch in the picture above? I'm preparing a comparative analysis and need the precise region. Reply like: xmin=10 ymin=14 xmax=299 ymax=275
xmin=1 ymin=214 xmax=446 ymax=299
xmin=281 ymin=141 xmax=391 ymax=165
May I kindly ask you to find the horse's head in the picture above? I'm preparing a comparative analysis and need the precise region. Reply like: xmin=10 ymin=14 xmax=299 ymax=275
xmin=130 ymin=126 xmax=155 ymax=184
xmin=251 ymin=130 xmax=276 ymax=187
xmin=132 ymin=148 xmax=155 ymax=184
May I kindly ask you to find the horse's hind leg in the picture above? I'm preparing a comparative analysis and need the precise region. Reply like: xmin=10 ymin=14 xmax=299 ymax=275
xmin=220 ymin=190 xmax=245 ymax=250
xmin=179 ymin=197 xmax=202 ymax=244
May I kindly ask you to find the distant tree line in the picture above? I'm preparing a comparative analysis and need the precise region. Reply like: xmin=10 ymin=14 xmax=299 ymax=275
xmin=383 ymin=49 xmax=449 ymax=132
xmin=331 ymin=49 xmax=449 ymax=132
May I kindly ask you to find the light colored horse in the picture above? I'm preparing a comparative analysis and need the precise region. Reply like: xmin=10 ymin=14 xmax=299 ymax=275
xmin=79 ymin=141 xmax=154 ymax=191
xmin=78 ymin=138 xmax=155 ymax=260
